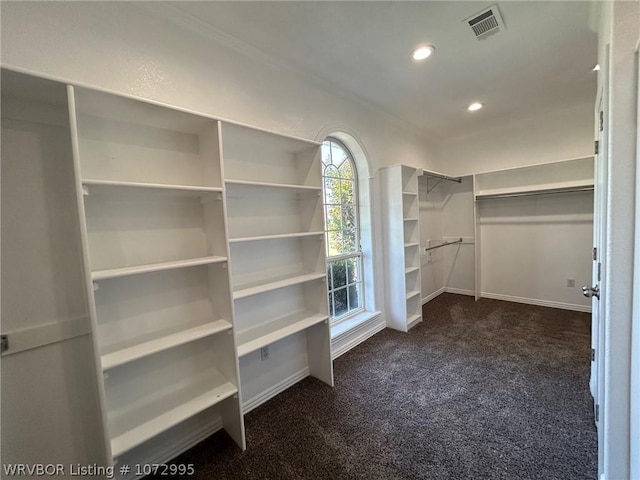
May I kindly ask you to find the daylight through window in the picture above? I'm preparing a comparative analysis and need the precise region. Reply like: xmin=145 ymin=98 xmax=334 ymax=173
xmin=322 ymin=138 xmax=363 ymax=320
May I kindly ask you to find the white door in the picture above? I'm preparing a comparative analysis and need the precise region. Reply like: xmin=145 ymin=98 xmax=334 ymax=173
xmin=587 ymin=51 xmax=609 ymax=431
xmin=630 ymin=42 xmax=640 ymax=480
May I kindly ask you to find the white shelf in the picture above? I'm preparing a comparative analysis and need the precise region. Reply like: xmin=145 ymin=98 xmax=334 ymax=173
xmin=474 ymin=158 xmax=594 ymax=200
xmin=406 ymin=290 xmax=421 ymax=300
xmin=402 ymin=191 xmax=417 ymax=196
xmin=225 ymin=179 xmax=321 ymax=192
xmin=74 ymin=87 xmax=223 ymax=189
xmin=110 ymin=372 xmax=237 ymax=457
xmin=229 ymin=231 xmax=323 ymax=244
xmin=92 ymin=256 xmax=227 ymax=281
xmin=234 ymin=272 xmax=326 ymax=300
xmin=101 ymin=320 xmax=232 ymax=371
xmin=83 ymin=179 xmax=223 ymax=195
xmin=404 ymin=242 xmax=419 ymax=248
xmin=237 ymin=311 xmax=328 ymax=357
xmin=405 ymin=266 xmax=419 ymax=275
xmin=404 ymin=217 xmax=418 ymax=222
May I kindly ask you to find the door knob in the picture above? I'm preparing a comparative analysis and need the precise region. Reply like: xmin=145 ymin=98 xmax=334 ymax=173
xmin=582 ymin=285 xmax=600 ymax=299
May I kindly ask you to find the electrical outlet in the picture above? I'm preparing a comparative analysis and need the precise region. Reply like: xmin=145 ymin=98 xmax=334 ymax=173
xmin=260 ymin=346 xmax=269 ymax=361
xmin=567 ymin=278 xmax=576 ymax=287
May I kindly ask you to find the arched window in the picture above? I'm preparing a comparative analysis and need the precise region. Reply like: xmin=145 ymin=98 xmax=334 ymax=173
xmin=322 ymin=138 xmax=363 ymax=320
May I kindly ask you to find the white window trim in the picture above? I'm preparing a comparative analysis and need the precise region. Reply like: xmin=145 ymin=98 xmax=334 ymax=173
xmin=315 ymin=127 xmax=380 ymax=342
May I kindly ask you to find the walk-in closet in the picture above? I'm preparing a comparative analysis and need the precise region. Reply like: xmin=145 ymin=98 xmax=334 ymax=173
xmin=2 ymin=1 xmax=638 ymax=479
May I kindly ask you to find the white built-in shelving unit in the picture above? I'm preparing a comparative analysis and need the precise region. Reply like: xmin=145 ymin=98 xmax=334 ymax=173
xmin=380 ymin=165 xmax=423 ymax=332
xmin=222 ymin=123 xmax=333 ymax=385
xmin=67 ymin=85 xmax=246 ymax=464
xmin=0 ymin=69 xmax=340 ymax=472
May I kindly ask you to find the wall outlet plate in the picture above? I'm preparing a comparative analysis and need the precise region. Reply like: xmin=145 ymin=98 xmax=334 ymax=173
xmin=260 ymin=346 xmax=269 ymax=361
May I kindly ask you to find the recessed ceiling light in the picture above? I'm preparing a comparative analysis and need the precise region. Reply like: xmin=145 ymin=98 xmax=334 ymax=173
xmin=411 ymin=45 xmax=435 ymax=61
xmin=468 ymin=102 xmax=483 ymax=111
xmin=593 ymin=64 xmax=600 ymax=71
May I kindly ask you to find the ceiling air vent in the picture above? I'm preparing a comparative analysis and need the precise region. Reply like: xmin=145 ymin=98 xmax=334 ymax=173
xmin=465 ymin=5 xmax=505 ymax=41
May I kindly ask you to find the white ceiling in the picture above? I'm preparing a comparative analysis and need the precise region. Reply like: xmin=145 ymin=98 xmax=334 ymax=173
xmin=166 ymin=1 xmax=598 ymax=141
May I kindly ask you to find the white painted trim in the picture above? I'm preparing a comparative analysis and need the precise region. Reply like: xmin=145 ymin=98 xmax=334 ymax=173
xmin=331 ymin=313 xmax=385 ymax=360
xmin=480 ymin=292 xmax=592 ymax=313
xmin=331 ymin=311 xmax=380 ymax=339
xmin=629 ymin=42 xmax=640 ymax=480
xmin=242 ymin=368 xmax=309 ymax=414
xmin=422 ymin=287 xmax=446 ymax=305
xmin=421 ymin=288 xmax=477 ymax=306
xmin=120 ymin=417 xmax=223 ymax=480
xmin=445 ymin=288 xmax=476 ymax=297
xmin=0 ymin=316 xmax=90 ymax=356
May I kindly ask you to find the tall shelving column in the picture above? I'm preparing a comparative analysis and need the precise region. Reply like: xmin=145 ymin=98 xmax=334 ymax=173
xmin=380 ymin=165 xmax=423 ymax=332
xmin=221 ymin=123 xmax=333 ymax=406
xmin=67 ymin=87 xmax=245 ymax=467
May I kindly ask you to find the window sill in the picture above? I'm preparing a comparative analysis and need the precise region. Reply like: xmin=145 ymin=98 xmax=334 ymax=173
xmin=330 ymin=310 xmax=381 ymax=340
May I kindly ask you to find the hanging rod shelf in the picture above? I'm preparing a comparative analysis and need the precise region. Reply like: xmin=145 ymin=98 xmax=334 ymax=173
xmin=475 ymin=185 xmax=594 ymax=201
xmin=421 ymin=171 xmax=462 ymax=193
xmin=421 ymin=171 xmax=462 ymax=183
xmin=424 ymin=238 xmax=463 ymax=253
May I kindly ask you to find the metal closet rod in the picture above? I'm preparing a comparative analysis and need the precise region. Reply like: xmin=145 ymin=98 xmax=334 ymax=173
xmin=421 ymin=171 xmax=462 ymax=184
xmin=476 ymin=185 xmax=594 ymax=200
xmin=424 ymin=238 xmax=463 ymax=252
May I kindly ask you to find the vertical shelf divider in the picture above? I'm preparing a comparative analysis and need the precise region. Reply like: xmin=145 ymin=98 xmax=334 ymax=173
xmin=66 ymin=84 xmax=113 ymax=464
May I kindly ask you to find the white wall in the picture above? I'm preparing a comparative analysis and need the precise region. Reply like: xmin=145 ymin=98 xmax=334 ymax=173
xmin=419 ymin=180 xmax=445 ymax=301
xmin=441 ymin=177 xmax=476 ymax=296
xmin=435 ymin=101 xmax=594 ymax=177
xmin=478 ymin=192 xmax=593 ymax=311
xmin=419 ymin=176 xmax=475 ymax=302
xmin=1 ymin=85 xmax=107 ymax=468
xmin=0 ymin=1 xmax=436 ymax=173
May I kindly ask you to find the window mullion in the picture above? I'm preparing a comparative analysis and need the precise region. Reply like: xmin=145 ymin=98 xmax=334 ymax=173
xmin=326 ymin=252 xmax=361 ymax=263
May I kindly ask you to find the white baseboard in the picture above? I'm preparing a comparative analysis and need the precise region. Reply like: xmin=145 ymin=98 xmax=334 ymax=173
xmin=331 ymin=312 xmax=385 ymax=360
xmin=422 ymin=287 xmax=446 ymax=305
xmin=242 ymin=367 xmax=309 ymax=414
xmin=480 ymin=292 xmax=592 ymax=313
xmin=445 ymin=287 xmax=475 ymax=297
xmin=422 ymin=287 xmax=477 ymax=305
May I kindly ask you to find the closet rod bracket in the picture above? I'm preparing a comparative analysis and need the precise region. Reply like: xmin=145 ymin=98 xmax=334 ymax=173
xmin=423 ymin=237 xmax=464 ymax=253
xmin=421 ymin=171 xmax=463 ymax=193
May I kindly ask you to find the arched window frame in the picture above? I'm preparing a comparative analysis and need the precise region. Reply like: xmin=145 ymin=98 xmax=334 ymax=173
xmin=322 ymin=137 xmax=364 ymax=321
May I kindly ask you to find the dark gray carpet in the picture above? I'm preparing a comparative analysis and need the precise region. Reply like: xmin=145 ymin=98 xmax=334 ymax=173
xmin=152 ymin=294 xmax=597 ymax=479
